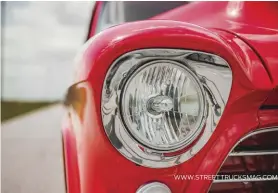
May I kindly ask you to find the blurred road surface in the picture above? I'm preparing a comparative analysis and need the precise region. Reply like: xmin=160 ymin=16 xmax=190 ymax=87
xmin=2 ymin=104 xmax=66 ymax=193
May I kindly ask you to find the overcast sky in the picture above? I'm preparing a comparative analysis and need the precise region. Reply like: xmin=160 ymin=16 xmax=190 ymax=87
xmin=2 ymin=2 xmax=94 ymax=101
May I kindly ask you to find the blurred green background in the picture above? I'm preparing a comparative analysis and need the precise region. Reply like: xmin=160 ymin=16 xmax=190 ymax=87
xmin=1 ymin=1 xmax=92 ymax=122
xmin=1 ymin=101 xmax=55 ymax=121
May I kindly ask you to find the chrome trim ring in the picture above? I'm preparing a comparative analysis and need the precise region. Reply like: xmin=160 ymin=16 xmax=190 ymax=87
xmin=101 ymin=49 xmax=232 ymax=168
xmin=120 ymin=60 xmax=207 ymax=152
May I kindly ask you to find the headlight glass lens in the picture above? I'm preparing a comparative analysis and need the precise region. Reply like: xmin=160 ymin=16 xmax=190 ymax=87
xmin=121 ymin=61 xmax=205 ymax=151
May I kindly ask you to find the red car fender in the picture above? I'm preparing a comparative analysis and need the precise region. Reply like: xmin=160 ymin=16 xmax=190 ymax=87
xmin=64 ymin=20 xmax=273 ymax=193
xmin=62 ymin=115 xmax=81 ymax=193
xmin=153 ymin=1 xmax=278 ymax=86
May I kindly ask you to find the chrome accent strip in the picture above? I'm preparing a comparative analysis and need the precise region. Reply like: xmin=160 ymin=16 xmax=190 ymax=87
xmin=212 ymin=127 xmax=278 ymax=184
xmin=231 ymin=127 xmax=278 ymax=145
xmin=101 ymin=49 xmax=232 ymax=168
xmin=229 ymin=150 xmax=278 ymax=156
xmin=229 ymin=127 xmax=278 ymax=156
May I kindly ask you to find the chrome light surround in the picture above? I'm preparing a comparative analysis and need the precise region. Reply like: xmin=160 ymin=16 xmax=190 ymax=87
xmin=136 ymin=182 xmax=171 ymax=193
xmin=101 ymin=49 xmax=232 ymax=168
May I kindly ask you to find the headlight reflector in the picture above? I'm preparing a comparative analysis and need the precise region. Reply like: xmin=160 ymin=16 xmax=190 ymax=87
xmin=121 ymin=61 xmax=205 ymax=151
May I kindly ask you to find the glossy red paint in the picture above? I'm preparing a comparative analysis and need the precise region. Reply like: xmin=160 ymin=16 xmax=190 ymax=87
xmin=62 ymin=2 xmax=278 ymax=193
xmin=262 ymin=87 xmax=278 ymax=106
xmin=153 ymin=2 xmax=278 ymax=86
xmin=62 ymin=114 xmax=81 ymax=193
xmin=258 ymin=110 xmax=278 ymax=128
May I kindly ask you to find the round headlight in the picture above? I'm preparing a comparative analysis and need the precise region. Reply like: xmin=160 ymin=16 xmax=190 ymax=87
xmin=102 ymin=49 xmax=232 ymax=168
xmin=121 ymin=60 xmax=205 ymax=151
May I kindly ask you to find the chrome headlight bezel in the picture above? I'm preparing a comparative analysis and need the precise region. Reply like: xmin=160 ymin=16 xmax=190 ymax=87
xmin=101 ymin=49 xmax=232 ymax=168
